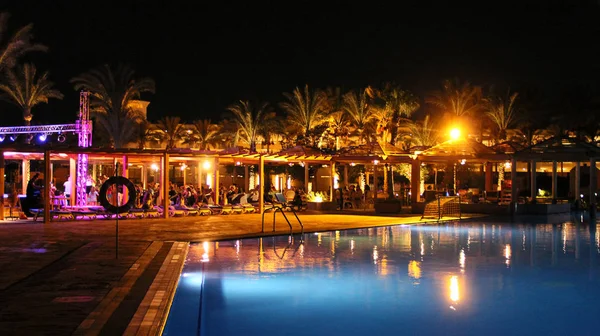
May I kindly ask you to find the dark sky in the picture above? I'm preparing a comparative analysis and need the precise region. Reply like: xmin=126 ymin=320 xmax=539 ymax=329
xmin=1 ymin=0 xmax=600 ymax=126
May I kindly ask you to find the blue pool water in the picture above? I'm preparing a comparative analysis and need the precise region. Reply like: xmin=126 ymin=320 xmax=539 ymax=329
xmin=164 ymin=219 xmax=600 ymax=336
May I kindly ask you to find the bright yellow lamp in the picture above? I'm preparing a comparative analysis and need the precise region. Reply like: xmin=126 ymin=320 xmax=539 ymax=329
xmin=450 ymin=128 xmax=461 ymax=140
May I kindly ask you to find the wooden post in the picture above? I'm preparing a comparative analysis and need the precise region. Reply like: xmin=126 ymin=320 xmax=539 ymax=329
xmin=259 ymin=155 xmax=265 ymax=213
xmin=552 ymin=161 xmax=558 ymax=201
xmin=22 ymin=159 xmax=30 ymax=196
xmin=304 ymin=163 xmax=309 ymax=192
xmin=244 ymin=164 xmax=249 ymax=192
xmin=329 ymin=161 xmax=336 ymax=202
xmin=530 ymin=160 xmax=537 ymax=202
xmin=410 ymin=159 xmax=420 ymax=204
xmin=197 ymin=160 xmax=202 ymax=187
xmin=214 ymin=157 xmax=220 ymax=204
xmin=511 ymin=158 xmax=517 ymax=204
xmin=122 ymin=155 xmax=128 ymax=206
xmin=485 ymin=162 xmax=493 ymax=191
xmin=44 ymin=150 xmax=51 ymax=224
xmin=344 ymin=164 xmax=349 ymax=187
xmin=162 ymin=152 xmax=169 ymax=218
xmin=575 ymin=161 xmax=581 ymax=200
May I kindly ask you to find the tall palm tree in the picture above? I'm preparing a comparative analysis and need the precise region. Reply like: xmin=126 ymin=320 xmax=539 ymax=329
xmin=406 ymin=114 xmax=439 ymax=147
xmin=324 ymin=111 xmax=350 ymax=150
xmin=485 ymin=90 xmax=519 ymax=143
xmin=156 ymin=116 xmax=185 ymax=149
xmin=257 ymin=111 xmax=280 ymax=153
xmin=71 ymin=64 xmax=155 ymax=148
xmin=227 ymin=100 xmax=270 ymax=152
xmin=0 ymin=63 xmax=63 ymax=125
xmin=190 ymin=119 xmax=220 ymax=150
xmin=426 ymin=79 xmax=482 ymax=140
xmin=134 ymin=120 xmax=160 ymax=150
xmin=0 ymin=12 xmax=46 ymax=73
xmin=217 ymin=119 xmax=240 ymax=148
xmin=280 ymin=84 xmax=328 ymax=143
xmin=367 ymin=83 xmax=419 ymax=145
xmin=343 ymin=89 xmax=374 ymax=144
xmin=426 ymin=78 xmax=482 ymax=118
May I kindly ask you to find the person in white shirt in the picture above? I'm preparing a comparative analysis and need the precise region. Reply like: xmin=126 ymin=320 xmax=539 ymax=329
xmin=63 ymin=176 xmax=72 ymax=205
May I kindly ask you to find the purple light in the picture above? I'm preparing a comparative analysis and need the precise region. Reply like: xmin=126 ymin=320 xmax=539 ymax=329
xmin=9 ymin=135 xmax=16 ymax=142
xmin=0 ymin=135 xmax=4 ymax=142
xmin=39 ymin=134 xmax=47 ymax=142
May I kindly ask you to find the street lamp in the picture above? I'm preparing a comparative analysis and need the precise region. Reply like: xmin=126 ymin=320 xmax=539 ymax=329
xmin=450 ymin=128 xmax=461 ymax=140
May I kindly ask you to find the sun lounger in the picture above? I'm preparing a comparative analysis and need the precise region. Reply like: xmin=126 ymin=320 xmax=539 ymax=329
xmin=221 ymin=204 xmax=244 ymax=215
xmin=30 ymin=208 xmax=44 ymax=222
xmin=70 ymin=210 xmax=97 ymax=220
xmin=241 ymin=204 xmax=255 ymax=213
xmin=128 ymin=208 xmax=146 ymax=219
xmin=50 ymin=210 xmax=74 ymax=221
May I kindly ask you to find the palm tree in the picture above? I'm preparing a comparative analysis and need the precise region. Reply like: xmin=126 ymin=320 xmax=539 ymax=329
xmin=343 ymin=89 xmax=374 ymax=144
xmin=156 ymin=116 xmax=185 ymax=149
xmin=189 ymin=119 xmax=220 ymax=150
xmin=324 ymin=111 xmax=350 ymax=150
xmin=257 ymin=111 xmax=280 ymax=153
xmin=227 ymin=100 xmax=270 ymax=152
xmin=484 ymin=90 xmax=519 ymax=143
xmin=217 ymin=119 xmax=240 ymax=148
xmin=71 ymin=64 xmax=155 ymax=148
xmin=427 ymin=78 xmax=482 ymax=117
xmin=426 ymin=79 xmax=482 ymax=138
xmin=0 ymin=63 xmax=63 ymax=125
xmin=406 ymin=114 xmax=439 ymax=147
xmin=134 ymin=120 xmax=160 ymax=150
xmin=0 ymin=12 xmax=46 ymax=73
xmin=367 ymin=83 xmax=419 ymax=145
xmin=280 ymin=84 xmax=328 ymax=144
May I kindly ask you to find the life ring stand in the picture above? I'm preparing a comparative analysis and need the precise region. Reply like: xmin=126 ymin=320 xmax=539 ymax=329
xmin=99 ymin=176 xmax=137 ymax=214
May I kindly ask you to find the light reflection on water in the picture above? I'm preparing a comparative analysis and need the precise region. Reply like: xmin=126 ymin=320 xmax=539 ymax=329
xmin=164 ymin=221 xmax=600 ymax=336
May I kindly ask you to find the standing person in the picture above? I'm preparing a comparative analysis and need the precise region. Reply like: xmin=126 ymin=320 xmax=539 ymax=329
xmin=63 ymin=176 xmax=72 ymax=205
xmin=87 ymin=186 xmax=99 ymax=206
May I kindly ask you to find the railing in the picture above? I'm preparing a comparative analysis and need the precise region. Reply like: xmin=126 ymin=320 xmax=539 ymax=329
xmin=421 ymin=195 xmax=461 ymax=221
xmin=261 ymin=203 xmax=304 ymax=237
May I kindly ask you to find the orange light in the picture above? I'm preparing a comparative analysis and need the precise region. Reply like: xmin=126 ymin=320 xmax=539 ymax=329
xmin=450 ymin=128 xmax=461 ymax=140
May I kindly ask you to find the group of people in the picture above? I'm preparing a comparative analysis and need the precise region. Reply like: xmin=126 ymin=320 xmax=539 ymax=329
xmin=162 ymin=181 xmax=307 ymax=209
xmin=336 ymin=184 xmax=371 ymax=210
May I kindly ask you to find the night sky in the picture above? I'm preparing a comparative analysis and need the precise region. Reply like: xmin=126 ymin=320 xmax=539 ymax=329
xmin=1 ymin=0 xmax=599 ymax=126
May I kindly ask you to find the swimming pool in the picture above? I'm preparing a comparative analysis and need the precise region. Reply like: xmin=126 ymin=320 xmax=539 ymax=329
xmin=163 ymin=219 xmax=600 ymax=335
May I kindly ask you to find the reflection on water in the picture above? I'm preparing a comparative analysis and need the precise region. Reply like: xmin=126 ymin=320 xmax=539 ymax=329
xmin=164 ymin=219 xmax=600 ymax=336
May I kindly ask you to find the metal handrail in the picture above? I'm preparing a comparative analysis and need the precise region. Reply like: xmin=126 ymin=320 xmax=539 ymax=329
xmin=261 ymin=204 xmax=304 ymax=237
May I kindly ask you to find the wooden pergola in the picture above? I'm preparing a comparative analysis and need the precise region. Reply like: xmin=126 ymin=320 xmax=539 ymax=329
xmin=511 ymin=136 xmax=600 ymax=204
xmin=412 ymin=137 xmax=510 ymax=203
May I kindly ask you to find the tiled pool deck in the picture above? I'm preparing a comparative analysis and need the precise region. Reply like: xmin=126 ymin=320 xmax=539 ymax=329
xmin=0 ymin=211 xmax=479 ymax=335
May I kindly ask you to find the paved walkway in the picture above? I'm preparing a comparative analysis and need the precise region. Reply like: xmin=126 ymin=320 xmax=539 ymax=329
xmin=0 ymin=211 xmax=481 ymax=335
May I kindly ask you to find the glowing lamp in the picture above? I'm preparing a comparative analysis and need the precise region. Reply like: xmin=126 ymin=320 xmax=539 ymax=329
xmin=0 ymin=135 xmax=4 ymax=142
xmin=151 ymin=163 xmax=159 ymax=171
xmin=203 ymin=160 xmax=211 ymax=170
xmin=450 ymin=128 xmax=461 ymax=140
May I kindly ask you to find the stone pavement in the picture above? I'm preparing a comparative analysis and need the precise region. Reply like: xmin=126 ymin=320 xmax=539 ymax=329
xmin=0 ymin=211 xmax=481 ymax=335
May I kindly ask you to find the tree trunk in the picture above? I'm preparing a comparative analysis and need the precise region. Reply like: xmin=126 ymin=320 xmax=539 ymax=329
xmin=23 ymin=108 xmax=32 ymax=126
xmin=389 ymin=111 xmax=399 ymax=145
